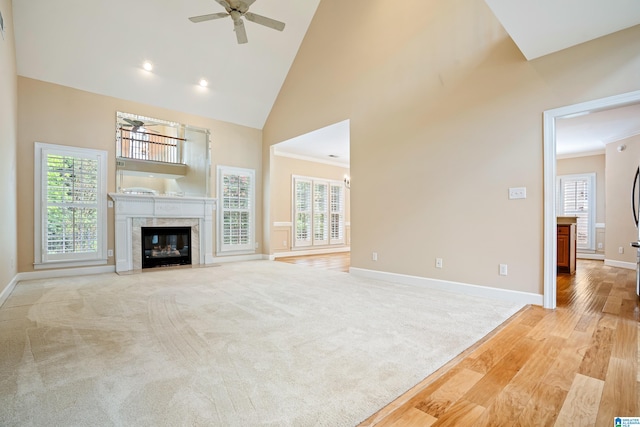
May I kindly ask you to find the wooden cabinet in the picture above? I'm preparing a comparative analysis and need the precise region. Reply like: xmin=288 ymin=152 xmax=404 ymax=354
xmin=557 ymin=223 xmax=576 ymax=274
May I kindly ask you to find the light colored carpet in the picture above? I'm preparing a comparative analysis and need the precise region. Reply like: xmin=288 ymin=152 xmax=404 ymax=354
xmin=0 ymin=260 xmax=522 ymax=426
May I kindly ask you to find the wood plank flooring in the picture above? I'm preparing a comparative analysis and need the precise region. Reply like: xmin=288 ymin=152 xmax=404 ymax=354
xmin=278 ymin=255 xmax=639 ymax=426
xmin=276 ymin=252 xmax=350 ymax=272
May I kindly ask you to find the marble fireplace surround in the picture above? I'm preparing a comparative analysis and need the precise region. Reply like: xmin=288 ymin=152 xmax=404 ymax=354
xmin=109 ymin=193 xmax=217 ymax=273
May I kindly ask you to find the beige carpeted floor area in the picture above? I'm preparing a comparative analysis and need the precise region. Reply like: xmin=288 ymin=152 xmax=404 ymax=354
xmin=0 ymin=260 xmax=523 ymax=426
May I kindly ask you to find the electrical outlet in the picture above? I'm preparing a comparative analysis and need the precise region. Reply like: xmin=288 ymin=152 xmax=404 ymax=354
xmin=597 ymin=243 xmax=603 ymax=249
xmin=435 ymin=258 xmax=443 ymax=268
xmin=372 ymin=252 xmax=378 ymax=261
xmin=499 ymin=264 xmax=508 ymax=276
xmin=619 ymin=246 xmax=624 ymax=254
xmin=508 ymin=187 xmax=527 ymax=200
xmin=283 ymin=240 xmax=287 ymax=247
xmin=108 ymin=200 xmax=114 ymax=208
xmin=107 ymin=249 xmax=113 ymax=257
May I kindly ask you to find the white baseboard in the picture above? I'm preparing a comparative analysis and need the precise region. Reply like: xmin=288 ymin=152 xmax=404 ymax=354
xmin=17 ymin=265 xmax=116 ymax=282
xmin=270 ymin=247 xmax=350 ymax=260
xmin=604 ymin=259 xmax=637 ymax=270
xmin=212 ymin=254 xmax=265 ymax=263
xmin=0 ymin=275 xmax=20 ymax=308
xmin=1 ymin=265 xmax=117 ymax=307
xmin=577 ymin=253 xmax=605 ymax=260
xmin=349 ymin=267 xmax=543 ymax=306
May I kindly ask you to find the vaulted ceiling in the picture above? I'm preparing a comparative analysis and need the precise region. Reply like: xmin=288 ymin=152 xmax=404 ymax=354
xmin=11 ymin=0 xmax=640 ymax=159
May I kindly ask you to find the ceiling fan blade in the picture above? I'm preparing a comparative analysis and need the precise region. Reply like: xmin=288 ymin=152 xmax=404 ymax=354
xmin=234 ymin=18 xmax=248 ymax=44
xmin=123 ymin=118 xmax=144 ymax=128
xmin=188 ymin=12 xmax=228 ymax=23
xmin=214 ymin=0 xmax=232 ymax=13
xmin=244 ymin=12 xmax=285 ymax=31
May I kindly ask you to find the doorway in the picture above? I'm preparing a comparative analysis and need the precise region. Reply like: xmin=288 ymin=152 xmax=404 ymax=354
xmin=543 ymin=89 xmax=640 ymax=309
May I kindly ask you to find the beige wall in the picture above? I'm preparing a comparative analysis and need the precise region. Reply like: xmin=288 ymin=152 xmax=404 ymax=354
xmin=270 ymin=153 xmax=350 ymax=252
xmin=557 ymin=154 xmax=606 ymax=255
xmin=263 ymin=0 xmax=640 ymax=295
xmin=606 ymin=135 xmax=640 ymax=266
xmin=0 ymin=0 xmax=18 ymax=289
xmin=17 ymin=77 xmax=263 ymax=273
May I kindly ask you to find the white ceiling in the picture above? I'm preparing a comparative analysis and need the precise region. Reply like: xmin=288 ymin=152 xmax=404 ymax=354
xmin=484 ymin=0 xmax=640 ymax=60
xmin=556 ymin=104 xmax=640 ymax=158
xmin=12 ymin=0 xmax=321 ymax=130
xmin=11 ymin=0 xmax=640 ymax=162
xmin=273 ymin=120 xmax=350 ymax=167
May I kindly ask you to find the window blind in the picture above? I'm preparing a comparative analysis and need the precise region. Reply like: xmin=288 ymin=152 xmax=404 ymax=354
xmin=218 ymin=167 xmax=255 ymax=253
xmin=557 ymin=173 xmax=595 ymax=250
xmin=35 ymin=143 xmax=107 ymax=266
xmin=293 ymin=176 xmax=345 ymax=248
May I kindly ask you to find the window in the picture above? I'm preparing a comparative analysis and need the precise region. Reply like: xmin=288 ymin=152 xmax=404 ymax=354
xmin=294 ymin=178 xmax=312 ymax=247
xmin=557 ymin=173 xmax=596 ymax=251
xmin=218 ymin=166 xmax=255 ymax=254
xmin=293 ymin=176 xmax=345 ymax=248
xmin=34 ymin=143 xmax=107 ymax=267
xmin=330 ymin=184 xmax=345 ymax=244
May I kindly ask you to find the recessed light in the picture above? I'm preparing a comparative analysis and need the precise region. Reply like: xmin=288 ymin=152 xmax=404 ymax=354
xmin=143 ymin=61 xmax=153 ymax=72
xmin=199 ymin=79 xmax=208 ymax=87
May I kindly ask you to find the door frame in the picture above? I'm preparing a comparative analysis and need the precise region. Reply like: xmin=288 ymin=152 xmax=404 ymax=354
xmin=543 ymin=89 xmax=640 ymax=309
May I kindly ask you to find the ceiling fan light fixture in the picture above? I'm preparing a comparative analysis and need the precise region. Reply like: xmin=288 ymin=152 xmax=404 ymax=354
xmin=199 ymin=79 xmax=209 ymax=87
xmin=142 ymin=61 xmax=153 ymax=72
xmin=187 ymin=0 xmax=286 ymax=45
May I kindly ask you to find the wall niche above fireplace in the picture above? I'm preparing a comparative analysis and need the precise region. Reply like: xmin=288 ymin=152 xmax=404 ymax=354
xmin=116 ymin=112 xmax=211 ymax=198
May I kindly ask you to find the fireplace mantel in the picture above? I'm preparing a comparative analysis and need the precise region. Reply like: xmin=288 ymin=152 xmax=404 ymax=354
xmin=109 ymin=193 xmax=217 ymax=273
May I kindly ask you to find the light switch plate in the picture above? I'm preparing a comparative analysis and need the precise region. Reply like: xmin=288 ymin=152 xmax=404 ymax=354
xmin=509 ymin=187 xmax=526 ymax=199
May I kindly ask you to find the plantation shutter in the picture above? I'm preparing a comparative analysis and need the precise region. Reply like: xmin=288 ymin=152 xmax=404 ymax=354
xmin=330 ymin=184 xmax=345 ymax=244
xmin=219 ymin=166 xmax=255 ymax=253
xmin=293 ymin=176 xmax=345 ymax=248
xmin=313 ymin=182 xmax=329 ymax=245
xmin=35 ymin=143 xmax=107 ymax=266
xmin=294 ymin=178 xmax=313 ymax=247
xmin=557 ymin=174 xmax=595 ymax=250
xmin=46 ymin=153 xmax=99 ymax=256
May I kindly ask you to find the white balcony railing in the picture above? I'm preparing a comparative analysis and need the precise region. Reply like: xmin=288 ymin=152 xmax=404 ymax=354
xmin=117 ymin=127 xmax=185 ymax=164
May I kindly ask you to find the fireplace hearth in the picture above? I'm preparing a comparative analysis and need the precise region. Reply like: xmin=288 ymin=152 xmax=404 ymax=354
xmin=142 ymin=226 xmax=191 ymax=268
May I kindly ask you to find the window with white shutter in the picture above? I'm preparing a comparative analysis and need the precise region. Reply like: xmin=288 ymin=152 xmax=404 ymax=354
xmin=218 ymin=166 xmax=255 ymax=254
xmin=34 ymin=143 xmax=107 ymax=267
xmin=330 ymin=184 xmax=345 ymax=244
xmin=293 ymin=176 xmax=345 ymax=248
xmin=557 ymin=173 xmax=595 ymax=251
xmin=294 ymin=178 xmax=312 ymax=247
xmin=313 ymin=182 xmax=329 ymax=245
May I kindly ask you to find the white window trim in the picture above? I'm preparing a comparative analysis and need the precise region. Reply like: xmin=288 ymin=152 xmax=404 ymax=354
xmin=217 ymin=165 xmax=256 ymax=255
xmin=34 ymin=142 xmax=108 ymax=269
xmin=292 ymin=175 xmax=345 ymax=248
xmin=556 ymin=172 xmax=596 ymax=251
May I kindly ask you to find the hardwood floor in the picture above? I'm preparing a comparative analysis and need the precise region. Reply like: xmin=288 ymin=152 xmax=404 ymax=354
xmin=276 ymin=251 xmax=350 ymax=272
xmin=361 ymin=259 xmax=639 ymax=426
xmin=278 ymin=254 xmax=639 ymax=426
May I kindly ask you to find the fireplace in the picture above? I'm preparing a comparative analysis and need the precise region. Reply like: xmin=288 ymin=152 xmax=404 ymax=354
xmin=109 ymin=193 xmax=216 ymax=273
xmin=142 ymin=226 xmax=191 ymax=268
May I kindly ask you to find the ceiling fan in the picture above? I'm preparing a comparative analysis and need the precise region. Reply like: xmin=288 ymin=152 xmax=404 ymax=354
xmin=121 ymin=118 xmax=160 ymax=134
xmin=188 ymin=0 xmax=286 ymax=44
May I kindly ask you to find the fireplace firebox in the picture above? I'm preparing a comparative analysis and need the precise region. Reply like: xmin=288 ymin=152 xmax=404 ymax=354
xmin=141 ymin=226 xmax=191 ymax=268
